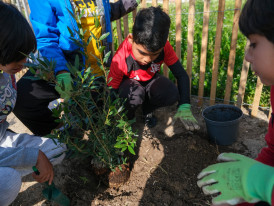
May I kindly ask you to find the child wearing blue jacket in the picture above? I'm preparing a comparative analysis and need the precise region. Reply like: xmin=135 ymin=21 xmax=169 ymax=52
xmin=13 ymin=0 xmax=139 ymax=135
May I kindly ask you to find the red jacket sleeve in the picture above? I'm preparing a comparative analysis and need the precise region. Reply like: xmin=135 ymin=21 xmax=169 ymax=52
xmin=256 ymin=86 xmax=274 ymax=167
xmin=107 ymin=40 xmax=128 ymax=89
xmin=163 ymin=40 xmax=179 ymax=66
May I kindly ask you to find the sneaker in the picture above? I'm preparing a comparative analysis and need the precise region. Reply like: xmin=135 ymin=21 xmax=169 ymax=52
xmin=144 ymin=112 xmax=157 ymax=128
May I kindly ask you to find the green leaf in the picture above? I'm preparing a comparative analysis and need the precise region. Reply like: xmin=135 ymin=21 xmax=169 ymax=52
xmin=121 ymin=147 xmax=127 ymax=152
xmin=127 ymin=146 xmax=135 ymax=155
xmin=79 ymin=8 xmax=85 ymax=19
xmin=117 ymin=106 xmax=124 ymax=113
xmin=67 ymin=8 xmax=76 ymax=21
xmin=24 ymin=62 xmax=38 ymax=68
xmin=23 ymin=76 xmax=40 ymax=81
xmin=87 ymin=35 xmax=93 ymax=45
xmin=95 ymin=17 xmax=100 ymax=28
xmin=99 ymin=32 xmax=110 ymax=41
xmin=114 ymin=143 xmax=126 ymax=148
xmin=79 ymin=28 xmax=84 ymax=37
xmin=36 ymin=58 xmax=48 ymax=68
xmin=99 ymin=46 xmax=106 ymax=54
xmin=103 ymin=51 xmax=111 ymax=64
xmin=74 ymin=55 xmax=80 ymax=70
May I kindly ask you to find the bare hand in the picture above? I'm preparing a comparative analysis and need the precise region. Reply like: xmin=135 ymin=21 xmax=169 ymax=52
xmin=32 ymin=150 xmax=54 ymax=185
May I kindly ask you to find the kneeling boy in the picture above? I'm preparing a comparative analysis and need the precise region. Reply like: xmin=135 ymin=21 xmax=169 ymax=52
xmin=107 ymin=6 xmax=199 ymax=130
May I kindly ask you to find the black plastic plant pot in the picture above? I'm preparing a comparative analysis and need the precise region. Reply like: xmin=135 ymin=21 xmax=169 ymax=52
xmin=202 ymin=104 xmax=243 ymax=145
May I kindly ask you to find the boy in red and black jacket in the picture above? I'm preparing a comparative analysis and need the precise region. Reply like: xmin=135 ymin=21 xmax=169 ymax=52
xmin=108 ymin=6 xmax=199 ymax=130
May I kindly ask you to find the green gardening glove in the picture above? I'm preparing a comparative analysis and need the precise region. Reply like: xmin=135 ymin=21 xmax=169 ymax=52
xmin=55 ymin=73 xmax=73 ymax=102
xmin=197 ymin=153 xmax=274 ymax=205
xmin=174 ymin=104 xmax=200 ymax=131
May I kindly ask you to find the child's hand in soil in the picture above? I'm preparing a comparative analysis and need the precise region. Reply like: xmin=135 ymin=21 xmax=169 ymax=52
xmin=32 ymin=150 xmax=54 ymax=185
xmin=197 ymin=153 xmax=274 ymax=205
xmin=174 ymin=104 xmax=200 ymax=131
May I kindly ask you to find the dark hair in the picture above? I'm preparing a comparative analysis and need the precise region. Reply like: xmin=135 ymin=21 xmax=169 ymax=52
xmin=132 ymin=6 xmax=170 ymax=52
xmin=0 ymin=1 xmax=36 ymax=65
xmin=239 ymin=0 xmax=274 ymax=43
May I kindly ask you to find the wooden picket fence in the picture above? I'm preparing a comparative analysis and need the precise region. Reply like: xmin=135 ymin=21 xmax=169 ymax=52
xmin=10 ymin=0 xmax=270 ymax=118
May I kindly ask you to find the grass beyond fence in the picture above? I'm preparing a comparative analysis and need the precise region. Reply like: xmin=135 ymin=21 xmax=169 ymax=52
xmin=15 ymin=0 xmax=271 ymax=113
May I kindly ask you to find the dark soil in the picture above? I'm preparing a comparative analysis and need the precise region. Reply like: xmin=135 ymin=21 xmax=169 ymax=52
xmin=11 ymin=98 xmax=269 ymax=206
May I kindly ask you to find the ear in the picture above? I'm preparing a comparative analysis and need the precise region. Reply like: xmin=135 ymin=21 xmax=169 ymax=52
xmin=127 ymin=33 xmax=134 ymax=44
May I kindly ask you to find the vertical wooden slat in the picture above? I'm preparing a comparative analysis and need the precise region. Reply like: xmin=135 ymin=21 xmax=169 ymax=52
xmin=133 ymin=9 xmax=137 ymax=22
xmin=152 ymin=0 xmax=157 ymax=7
xmin=15 ymin=0 xmax=22 ymax=13
xmin=123 ymin=14 xmax=129 ymax=37
xmin=197 ymin=0 xmax=210 ymax=106
xmin=175 ymin=0 xmax=182 ymax=60
xmin=16 ymin=69 xmax=27 ymax=80
xmin=116 ymin=20 xmax=122 ymax=46
xmin=3 ymin=0 xmax=11 ymax=3
xmin=21 ymin=0 xmax=30 ymax=22
xmin=186 ymin=0 xmax=196 ymax=89
xmin=209 ymin=0 xmax=226 ymax=105
xmin=163 ymin=0 xmax=169 ymax=12
xmin=268 ymin=106 xmax=272 ymax=120
xmin=142 ymin=0 xmax=146 ymax=8
xmin=115 ymin=1 xmax=122 ymax=47
xmin=251 ymin=78 xmax=263 ymax=117
xmin=163 ymin=0 xmax=169 ymax=78
xmin=111 ymin=23 xmax=115 ymax=56
xmin=223 ymin=0 xmax=242 ymax=104
xmin=236 ymin=40 xmax=250 ymax=108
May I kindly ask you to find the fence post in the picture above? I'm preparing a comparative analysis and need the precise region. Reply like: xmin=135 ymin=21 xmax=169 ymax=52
xmin=186 ymin=0 xmax=196 ymax=90
xmin=251 ymin=78 xmax=263 ymax=117
xmin=15 ymin=0 xmax=22 ymax=13
xmin=133 ymin=9 xmax=137 ymax=22
xmin=21 ymin=0 xmax=30 ymax=22
xmin=142 ymin=0 xmax=146 ymax=8
xmin=209 ymin=0 xmax=225 ymax=105
xmin=123 ymin=14 xmax=129 ymax=37
xmin=152 ymin=0 xmax=157 ymax=7
xmin=223 ymin=0 xmax=242 ymax=104
xmin=236 ymin=40 xmax=250 ymax=108
xmin=115 ymin=0 xmax=123 ymax=48
xmin=269 ymin=105 xmax=272 ymax=120
xmin=197 ymin=0 xmax=210 ymax=106
xmin=175 ymin=0 xmax=182 ymax=61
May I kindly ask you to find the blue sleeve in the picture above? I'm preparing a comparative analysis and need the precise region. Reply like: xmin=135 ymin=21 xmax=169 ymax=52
xmin=28 ymin=0 xmax=69 ymax=74
xmin=0 ymin=147 xmax=39 ymax=168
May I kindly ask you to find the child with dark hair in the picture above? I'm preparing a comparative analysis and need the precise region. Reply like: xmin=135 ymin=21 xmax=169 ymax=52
xmin=12 ymin=0 xmax=139 ymax=136
xmin=0 ymin=2 xmax=66 ymax=205
xmin=107 ymin=6 xmax=199 ymax=130
xmin=197 ymin=0 xmax=274 ymax=205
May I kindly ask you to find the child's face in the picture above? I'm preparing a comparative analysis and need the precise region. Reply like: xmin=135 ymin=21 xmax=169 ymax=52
xmin=128 ymin=34 xmax=163 ymax=65
xmin=245 ymin=34 xmax=274 ymax=86
xmin=0 ymin=58 xmax=27 ymax=75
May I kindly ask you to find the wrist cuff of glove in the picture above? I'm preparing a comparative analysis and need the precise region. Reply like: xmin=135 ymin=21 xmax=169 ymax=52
xmin=247 ymin=163 xmax=274 ymax=204
xmin=56 ymin=72 xmax=71 ymax=80
xmin=178 ymin=103 xmax=191 ymax=111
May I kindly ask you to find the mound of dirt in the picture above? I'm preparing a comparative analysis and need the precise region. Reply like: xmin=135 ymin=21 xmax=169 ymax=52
xmin=10 ymin=98 xmax=269 ymax=206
